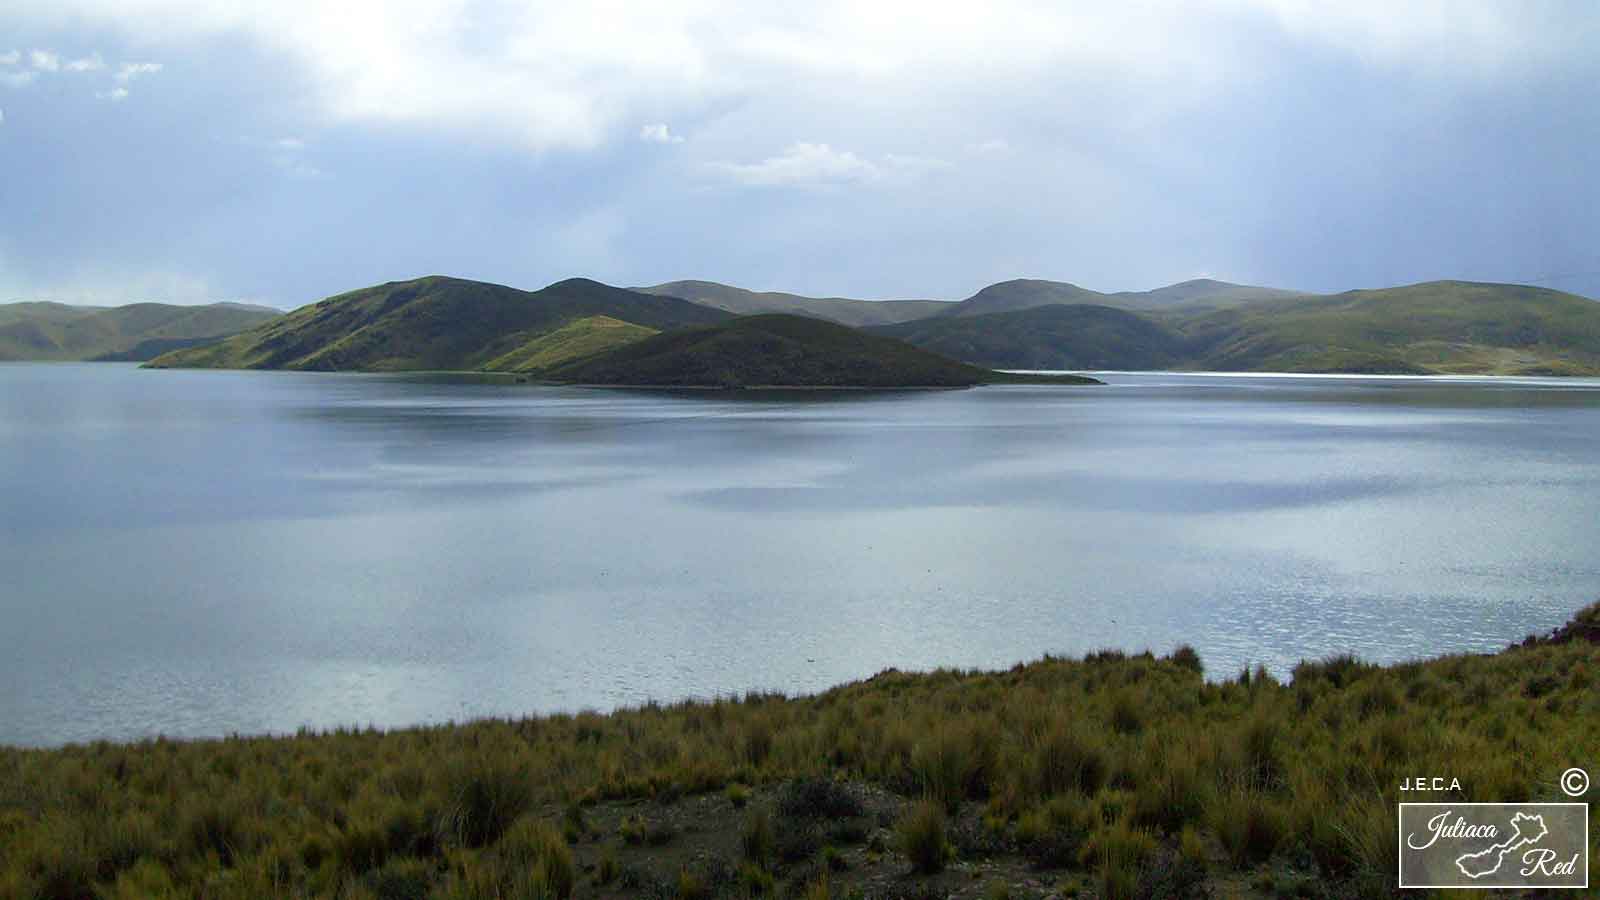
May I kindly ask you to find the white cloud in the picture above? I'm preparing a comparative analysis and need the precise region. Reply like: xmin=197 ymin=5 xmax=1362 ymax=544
xmin=115 ymin=61 xmax=162 ymax=82
xmin=0 ymin=50 xmax=19 ymax=65
xmin=64 ymin=53 xmax=105 ymax=72
xmin=969 ymin=138 xmax=1010 ymax=155
xmin=710 ymin=142 xmax=949 ymax=188
xmin=0 ymin=108 xmax=5 ymax=124
xmin=96 ymin=86 xmax=129 ymax=101
xmin=29 ymin=49 xmax=59 ymax=71
xmin=0 ymin=71 xmax=38 ymax=87
xmin=638 ymin=123 xmax=683 ymax=144
xmin=0 ymin=0 xmax=1590 ymax=152
xmin=276 ymin=136 xmax=305 ymax=150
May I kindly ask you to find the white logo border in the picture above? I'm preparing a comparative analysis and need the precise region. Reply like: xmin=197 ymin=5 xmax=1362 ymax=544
xmin=1397 ymin=802 xmax=1589 ymax=890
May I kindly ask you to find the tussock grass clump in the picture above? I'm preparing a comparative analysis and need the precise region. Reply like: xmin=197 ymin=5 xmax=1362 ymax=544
xmin=896 ymin=799 xmax=950 ymax=874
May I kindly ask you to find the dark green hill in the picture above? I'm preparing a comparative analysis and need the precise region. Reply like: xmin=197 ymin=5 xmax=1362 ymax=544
xmin=0 ymin=301 xmax=280 ymax=361
xmin=148 ymin=277 xmax=730 ymax=371
xmin=874 ymin=304 xmax=1188 ymax=370
xmin=1180 ymin=280 xmax=1600 ymax=374
xmin=545 ymin=314 xmax=1100 ymax=387
xmin=637 ymin=280 xmax=952 ymax=326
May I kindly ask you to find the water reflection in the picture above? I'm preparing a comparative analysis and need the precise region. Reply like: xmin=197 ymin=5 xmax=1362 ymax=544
xmin=1 ymin=364 xmax=1597 ymax=745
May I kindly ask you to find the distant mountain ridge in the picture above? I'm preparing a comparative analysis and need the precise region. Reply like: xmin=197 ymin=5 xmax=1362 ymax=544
xmin=879 ymin=280 xmax=1600 ymax=375
xmin=132 ymin=272 xmax=1600 ymax=379
xmin=0 ymin=301 xmax=281 ymax=362
xmin=931 ymin=277 xmax=1307 ymax=318
xmin=636 ymin=280 xmax=952 ymax=327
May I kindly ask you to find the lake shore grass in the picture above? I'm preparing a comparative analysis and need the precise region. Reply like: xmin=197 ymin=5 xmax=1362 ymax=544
xmin=2 ymin=605 xmax=1596 ymax=899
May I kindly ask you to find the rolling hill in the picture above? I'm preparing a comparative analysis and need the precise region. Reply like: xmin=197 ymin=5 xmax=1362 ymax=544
xmin=1179 ymin=280 xmax=1600 ymax=375
xmin=884 ymin=280 xmax=1600 ymax=375
xmin=544 ymin=314 xmax=1101 ymax=387
xmin=932 ymin=277 xmax=1303 ymax=319
xmin=148 ymin=276 xmax=729 ymax=371
xmin=636 ymin=280 xmax=953 ymax=327
xmin=875 ymin=304 xmax=1188 ymax=370
xmin=0 ymin=301 xmax=281 ymax=361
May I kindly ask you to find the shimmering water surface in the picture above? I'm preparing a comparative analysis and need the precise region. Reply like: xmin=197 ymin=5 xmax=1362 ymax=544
xmin=4 ymin=363 xmax=1598 ymax=746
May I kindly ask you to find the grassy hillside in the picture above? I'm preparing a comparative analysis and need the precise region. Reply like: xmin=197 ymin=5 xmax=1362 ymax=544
xmin=637 ymin=281 xmax=953 ymax=327
xmin=544 ymin=314 xmax=1100 ymax=387
xmin=1179 ymin=280 xmax=1600 ymax=375
xmin=875 ymin=305 xmax=1188 ymax=371
xmin=483 ymin=316 xmax=658 ymax=373
xmin=933 ymin=278 xmax=1303 ymax=320
xmin=148 ymin=277 xmax=729 ymax=372
xmin=1109 ymin=279 xmax=1305 ymax=311
xmin=934 ymin=279 xmax=1106 ymax=319
xmin=0 ymin=302 xmax=280 ymax=362
xmin=2 ymin=605 xmax=1595 ymax=900
xmin=886 ymin=281 xmax=1600 ymax=375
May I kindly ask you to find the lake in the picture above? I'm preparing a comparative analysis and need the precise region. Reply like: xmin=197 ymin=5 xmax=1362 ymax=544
xmin=3 ymin=363 xmax=1598 ymax=746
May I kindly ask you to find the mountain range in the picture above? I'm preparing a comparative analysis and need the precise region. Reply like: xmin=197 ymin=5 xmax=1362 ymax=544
xmin=0 ymin=301 xmax=280 ymax=362
xmin=8 ymin=271 xmax=1592 ymax=381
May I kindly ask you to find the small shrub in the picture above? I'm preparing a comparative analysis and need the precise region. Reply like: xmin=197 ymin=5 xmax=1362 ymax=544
xmin=365 ymin=857 xmax=433 ymax=900
xmin=1032 ymin=720 xmax=1108 ymax=797
xmin=438 ymin=762 xmax=532 ymax=848
xmin=619 ymin=813 xmax=646 ymax=845
xmin=1109 ymin=691 xmax=1144 ymax=735
xmin=493 ymin=818 xmax=574 ymax=899
xmin=737 ymin=861 xmax=774 ymax=896
xmin=1211 ymin=789 xmax=1285 ymax=868
xmin=677 ymin=866 xmax=711 ymax=900
xmin=777 ymin=778 xmax=862 ymax=820
xmin=1169 ymin=645 xmax=1204 ymax=676
xmin=726 ymin=783 xmax=752 ymax=808
xmin=741 ymin=807 xmax=775 ymax=866
xmin=896 ymin=800 xmax=949 ymax=874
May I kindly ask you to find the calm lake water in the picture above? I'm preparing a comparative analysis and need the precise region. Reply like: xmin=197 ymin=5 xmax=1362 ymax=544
xmin=4 ymin=363 xmax=1599 ymax=746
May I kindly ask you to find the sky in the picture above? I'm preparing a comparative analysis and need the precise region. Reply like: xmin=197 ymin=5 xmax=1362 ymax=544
xmin=1 ymin=1 xmax=1598 ymax=309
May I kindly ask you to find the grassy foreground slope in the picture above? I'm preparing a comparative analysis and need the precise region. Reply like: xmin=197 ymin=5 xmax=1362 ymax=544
xmin=638 ymin=281 xmax=953 ymax=328
xmin=147 ymin=277 xmax=729 ymax=372
xmin=544 ymin=314 xmax=1101 ymax=387
xmin=1 ymin=606 xmax=1595 ymax=900
xmin=0 ymin=301 xmax=280 ymax=362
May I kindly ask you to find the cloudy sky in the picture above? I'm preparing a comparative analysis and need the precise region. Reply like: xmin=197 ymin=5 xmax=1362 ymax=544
xmin=1 ymin=1 xmax=1597 ymax=308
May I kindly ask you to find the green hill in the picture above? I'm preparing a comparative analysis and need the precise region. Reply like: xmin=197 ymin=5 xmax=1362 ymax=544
xmin=0 ymin=301 xmax=280 ymax=362
xmin=637 ymin=280 xmax=953 ymax=327
xmin=1180 ymin=280 xmax=1600 ymax=374
xmin=1110 ymin=278 xmax=1306 ymax=310
xmin=935 ymin=279 xmax=1106 ymax=318
xmin=932 ymin=277 xmax=1303 ymax=320
xmin=885 ymin=280 xmax=1600 ymax=375
xmin=875 ymin=304 xmax=1188 ymax=370
xmin=545 ymin=314 xmax=1101 ymax=387
xmin=148 ymin=277 xmax=729 ymax=371
xmin=482 ymin=315 xmax=658 ymax=372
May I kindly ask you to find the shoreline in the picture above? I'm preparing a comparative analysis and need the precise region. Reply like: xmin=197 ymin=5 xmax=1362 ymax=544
xmin=2 ymin=604 xmax=1594 ymax=898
